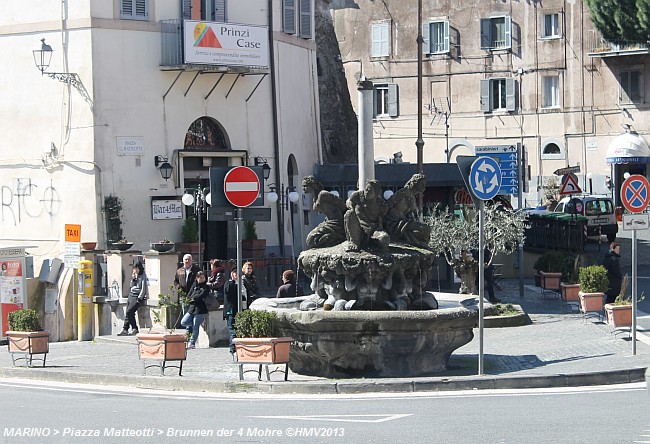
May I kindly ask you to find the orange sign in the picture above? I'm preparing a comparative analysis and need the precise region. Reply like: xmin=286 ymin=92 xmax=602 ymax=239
xmin=65 ymin=224 xmax=81 ymax=242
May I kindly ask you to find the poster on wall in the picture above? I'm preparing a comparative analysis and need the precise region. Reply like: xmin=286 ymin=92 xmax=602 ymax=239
xmin=0 ymin=247 xmax=27 ymax=337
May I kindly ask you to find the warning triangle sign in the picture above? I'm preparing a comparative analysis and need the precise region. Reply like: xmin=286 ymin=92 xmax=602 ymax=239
xmin=559 ymin=174 xmax=582 ymax=195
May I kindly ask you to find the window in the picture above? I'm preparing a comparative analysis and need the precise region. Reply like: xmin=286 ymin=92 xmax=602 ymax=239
xmin=371 ymin=22 xmax=390 ymax=58
xmin=541 ymin=138 xmax=565 ymax=160
xmin=181 ymin=0 xmax=227 ymax=22
xmin=423 ymin=20 xmax=449 ymax=54
xmin=121 ymin=0 xmax=148 ymax=20
xmin=282 ymin=0 xmax=311 ymax=38
xmin=480 ymin=16 xmax=511 ymax=50
xmin=543 ymin=75 xmax=560 ymax=108
xmin=543 ymin=13 xmax=559 ymax=38
xmin=480 ymin=78 xmax=516 ymax=112
xmin=373 ymin=83 xmax=399 ymax=117
xmin=620 ymin=69 xmax=643 ymax=104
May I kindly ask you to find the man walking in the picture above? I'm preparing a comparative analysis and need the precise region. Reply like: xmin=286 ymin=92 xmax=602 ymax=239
xmin=602 ymin=242 xmax=622 ymax=304
xmin=174 ymin=254 xmax=200 ymax=328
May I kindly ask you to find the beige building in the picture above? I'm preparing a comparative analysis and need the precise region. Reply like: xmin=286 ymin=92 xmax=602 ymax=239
xmin=0 ymin=0 xmax=321 ymax=270
xmin=330 ymin=0 xmax=650 ymax=206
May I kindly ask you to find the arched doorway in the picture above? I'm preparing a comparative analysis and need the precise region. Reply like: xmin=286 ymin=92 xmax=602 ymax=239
xmin=182 ymin=117 xmax=231 ymax=266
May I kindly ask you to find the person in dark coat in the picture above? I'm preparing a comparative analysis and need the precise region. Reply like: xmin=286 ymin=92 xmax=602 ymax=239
xmin=241 ymin=261 xmax=259 ymax=306
xmin=472 ymin=249 xmax=498 ymax=303
xmin=602 ymin=242 xmax=622 ymax=304
xmin=223 ymin=268 xmax=241 ymax=354
xmin=180 ymin=271 xmax=209 ymax=349
xmin=118 ymin=261 xmax=147 ymax=336
xmin=276 ymin=270 xmax=305 ymax=298
xmin=207 ymin=259 xmax=226 ymax=303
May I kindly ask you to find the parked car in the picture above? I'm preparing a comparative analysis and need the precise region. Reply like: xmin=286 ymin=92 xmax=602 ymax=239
xmin=553 ymin=195 xmax=618 ymax=241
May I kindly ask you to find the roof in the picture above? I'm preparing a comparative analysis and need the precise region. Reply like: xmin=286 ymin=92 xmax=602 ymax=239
xmin=313 ymin=163 xmax=464 ymax=187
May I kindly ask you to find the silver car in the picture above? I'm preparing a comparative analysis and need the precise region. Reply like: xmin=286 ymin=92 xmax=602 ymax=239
xmin=554 ymin=195 xmax=618 ymax=242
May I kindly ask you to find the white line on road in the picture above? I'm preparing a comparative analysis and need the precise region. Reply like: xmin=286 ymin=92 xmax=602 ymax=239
xmin=249 ymin=414 xmax=412 ymax=423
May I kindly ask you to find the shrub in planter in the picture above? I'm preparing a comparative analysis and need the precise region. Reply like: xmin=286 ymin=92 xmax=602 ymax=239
xmin=233 ymin=310 xmax=291 ymax=372
xmin=8 ymin=308 xmax=43 ymax=332
xmin=234 ymin=309 xmax=278 ymax=338
xmin=6 ymin=308 xmax=49 ymax=367
xmin=578 ymin=265 xmax=608 ymax=316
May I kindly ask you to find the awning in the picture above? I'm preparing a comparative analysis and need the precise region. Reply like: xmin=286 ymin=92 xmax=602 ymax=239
xmin=606 ymin=132 xmax=650 ymax=164
xmin=313 ymin=163 xmax=464 ymax=187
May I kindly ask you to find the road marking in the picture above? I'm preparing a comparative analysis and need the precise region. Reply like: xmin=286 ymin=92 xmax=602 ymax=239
xmin=250 ymin=414 xmax=411 ymax=423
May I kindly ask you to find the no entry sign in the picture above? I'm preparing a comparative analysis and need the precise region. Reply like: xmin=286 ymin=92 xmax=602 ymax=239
xmin=223 ymin=166 xmax=260 ymax=208
xmin=621 ymin=174 xmax=650 ymax=213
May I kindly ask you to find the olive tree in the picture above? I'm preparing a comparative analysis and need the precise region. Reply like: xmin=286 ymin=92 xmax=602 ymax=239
xmin=426 ymin=204 xmax=527 ymax=294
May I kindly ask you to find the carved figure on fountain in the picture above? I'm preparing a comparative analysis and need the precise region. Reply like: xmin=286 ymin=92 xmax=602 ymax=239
xmin=302 ymin=176 xmax=347 ymax=249
xmin=384 ymin=173 xmax=431 ymax=248
xmin=344 ymin=180 xmax=390 ymax=251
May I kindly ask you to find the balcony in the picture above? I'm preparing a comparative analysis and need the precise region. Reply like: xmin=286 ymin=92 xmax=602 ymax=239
xmin=160 ymin=19 xmax=269 ymax=74
xmin=588 ymin=30 xmax=649 ymax=57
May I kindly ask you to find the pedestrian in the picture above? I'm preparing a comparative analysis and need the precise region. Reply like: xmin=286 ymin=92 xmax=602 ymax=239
xmin=181 ymin=271 xmax=209 ymax=349
xmin=118 ymin=261 xmax=147 ymax=336
xmin=207 ymin=259 xmax=226 ymax=303
xmin=276 ymin=270 xmax=305 ymax=298
xmin=242 ymin=261 xmax=259 ymax=306
xmin=602 ymin=241 xmax=622 ymax=304
xmin=473 ymin=249 xmax=499 ymax=303
xmin=223 ymin=268 xmax=241 ymax=355
xmin=174 ymin=254 xmax=200 ymax=324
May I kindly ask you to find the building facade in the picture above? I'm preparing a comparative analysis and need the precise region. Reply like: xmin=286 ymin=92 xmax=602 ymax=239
xmin=330 ymin=0 xmax=650 ymax=207
xmin=1 ymin=0 xmax=321 ymax=272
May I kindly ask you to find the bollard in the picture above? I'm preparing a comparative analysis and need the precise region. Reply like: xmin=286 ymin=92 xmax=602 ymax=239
xmin=77 ymin=259 xmax=94 ymax=341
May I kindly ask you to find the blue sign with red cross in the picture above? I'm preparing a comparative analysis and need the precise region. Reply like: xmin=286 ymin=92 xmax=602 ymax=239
xmin=621 ymin=174 xmax=650 ymax=213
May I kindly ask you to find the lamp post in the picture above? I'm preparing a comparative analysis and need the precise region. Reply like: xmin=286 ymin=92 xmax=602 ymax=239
xmin=266 ymin=184 xmax=299 ymax=261
xmin=182 ymin=188 xmax=211 ymax=268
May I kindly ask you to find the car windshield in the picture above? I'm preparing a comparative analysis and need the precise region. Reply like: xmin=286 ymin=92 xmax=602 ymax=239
xmin=584 ymin=199 xmax=613 ymax=216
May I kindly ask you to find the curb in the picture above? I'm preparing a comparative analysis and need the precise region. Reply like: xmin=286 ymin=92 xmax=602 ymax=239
xmin=0 ymin=366 xmax=645 ymax=395
xmin=484 ymin=304 xmax=531 ymax=328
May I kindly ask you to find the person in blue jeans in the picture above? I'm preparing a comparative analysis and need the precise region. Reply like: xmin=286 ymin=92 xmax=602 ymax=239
xmin=181 ymin=271 xmax=209 ymax=349
xmin=223 ymin=268 xmax=241 ymax=355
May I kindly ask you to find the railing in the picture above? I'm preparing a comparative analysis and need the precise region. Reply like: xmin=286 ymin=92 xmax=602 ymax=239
xmin=161 ymin=19 xmax=183 ymax=66
xmin=524 ymin=213 xmax=586 ymax=252
xmin=588 ymin=30 xmax=649 ymax=56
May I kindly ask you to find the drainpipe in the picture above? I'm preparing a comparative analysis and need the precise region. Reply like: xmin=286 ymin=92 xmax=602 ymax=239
xmin=268 ymin=0 xmax=284 ymax=257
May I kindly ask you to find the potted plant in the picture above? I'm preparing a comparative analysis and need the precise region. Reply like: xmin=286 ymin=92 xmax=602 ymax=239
xmin=109 ymin=238 xmax=134 ymax=252
xmin=175 ymin=216 xmax=203 ymax=256
xmin=533 ymin=250 xmax=565 ymax=287
xmin=232 ymin=309 xmax=291 ymax=381
xmin=560 ymin=255 xmax=581 ymax=310
xmin=150 ymin=238 xmax=175 ymax=253
xmin=5 ymin=308 xmax=50 ymax=367
xmin=604 ymin=274 xmax=645 ymax=330
xmin=578 ymin=265 xmax=608 ymax=319
xmin=135 ymin=286 xmax=189 ymax=376
xmin=242 ymin=221 xmax=266 ymax=258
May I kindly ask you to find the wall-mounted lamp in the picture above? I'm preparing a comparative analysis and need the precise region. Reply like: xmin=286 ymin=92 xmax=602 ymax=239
xmin=154 ymin=155 xmax=174 ymax=181
xmin=254 ymin=157 xmax=272 ymax=180
xmin=32 ymin=38 xmax=93 ymax=108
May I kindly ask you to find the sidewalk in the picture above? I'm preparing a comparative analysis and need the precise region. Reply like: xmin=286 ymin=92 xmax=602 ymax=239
xmin=1 ymin=279 xmax=648 ymax=394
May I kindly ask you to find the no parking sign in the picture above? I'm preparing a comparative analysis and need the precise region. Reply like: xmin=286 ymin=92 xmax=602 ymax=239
xmin=621 ymin=174 xmax=650 ymax=213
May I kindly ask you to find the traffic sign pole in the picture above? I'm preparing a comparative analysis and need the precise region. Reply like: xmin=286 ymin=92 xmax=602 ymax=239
xmin=236 ymin=208 xmax=243 ymax=313
xmin=478 ymin=201 xmax=485 ymax=376
xmin=633 ymin=229 xmax=637 ymax=355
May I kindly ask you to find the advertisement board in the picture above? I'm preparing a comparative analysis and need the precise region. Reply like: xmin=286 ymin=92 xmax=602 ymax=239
xmin=0 ymin=246 xmax=27 ymax=337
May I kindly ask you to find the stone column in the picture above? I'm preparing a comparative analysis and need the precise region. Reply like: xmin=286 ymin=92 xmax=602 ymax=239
xmin=357 ymin=79 xmax=375 ymax=189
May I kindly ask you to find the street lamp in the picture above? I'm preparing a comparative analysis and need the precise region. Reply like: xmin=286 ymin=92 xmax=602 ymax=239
xmin=154 ymin=155 xmax=173 ymax=181
xmin=266 ymin=183 xmax=299 ymax=260
xmin=32 ymin=38 xmax=93 ymax=107
xmin=182 ymin=187 xmax=211 ymax=268
xmin=254 ymin=157 xmax=272 ymax=180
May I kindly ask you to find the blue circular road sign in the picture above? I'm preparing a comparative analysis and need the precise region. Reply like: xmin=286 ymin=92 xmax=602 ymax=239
xmin=621 ymin=174 xmax=650 ymax=213
xmin=470 ymin=157 xmax=502 ymax=200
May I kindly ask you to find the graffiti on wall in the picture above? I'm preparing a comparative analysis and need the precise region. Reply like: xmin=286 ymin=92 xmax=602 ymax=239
xmin=1 ymin=178 xmax=61 ymax=226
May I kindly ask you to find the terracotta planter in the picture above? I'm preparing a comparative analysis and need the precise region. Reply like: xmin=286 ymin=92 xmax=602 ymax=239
xmin=604 ymin=303 xmax=632 ymax=328
xmin=242 ymin=239 xmax=266 ymax=259
xmin=540 ymin=271 xmax=562 ymax=298
xmin=135 ymin=332 xmax=187 ymax=376
xmin=560 ymin=283 xmax=581 ymax=303
xmin=578 ymin=291 xmax=604 ymax=318
xmin=81 ymin=242 xmax=97 ymax=251
xmin=233 ymin=337 xmax=292 ymax=381
xmin=6 ymin=330 xmax=50 ymax=367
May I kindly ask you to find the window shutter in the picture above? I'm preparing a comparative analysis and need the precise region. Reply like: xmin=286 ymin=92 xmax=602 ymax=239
xmin=181 ymin=0 xmax=192 ymax=20
xmin=443 ymin=20 xmax=450 ymax=53
xmin=422 ymin=22 xmax=430 ymax=55
xmin=480 ymin=79 xmax=490 ymax=112
xmin=381 ymin=23 xmax=390 ymax=56
xmin=504 ymin=16 xmax=512 ymax=49
xmin=480 ymin=18 xmax=491 ymax=49
xmin=505 ymin=78 xmax=516 ymax=111
xmin=299 ymin=0 xmax=312 ymax=39
xmin=371 ymin=24 xmax=382 ymax=57
xmin=214 ymin=0 xmax=227 ymax=22
xmin=121 ymin=0 xmax=147 ymax=20
xmin=121 ymin=0 xmax=133 ymax=18
xmin=283 ymin=0 xmax=296 ymax=34
xmin=388 ymin=83 xmax=399 ymax=117
xmin=372 ymin=86 xmax=378 ymax=117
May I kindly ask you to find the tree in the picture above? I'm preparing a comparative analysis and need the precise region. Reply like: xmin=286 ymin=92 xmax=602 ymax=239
xmin=426 ymin=204 xmax=527 ymax=294
xmin=585 ymin=0 xmax=647 ymax=42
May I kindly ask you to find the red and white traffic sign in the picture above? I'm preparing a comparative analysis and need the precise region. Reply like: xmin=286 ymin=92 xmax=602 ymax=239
xmin=223 ymin=166 xmax=260 ymax=208
xmin=559 ymin=174 xmax=582 ymax=195
xmin=621 ymin=174 xmax=650 ymax=213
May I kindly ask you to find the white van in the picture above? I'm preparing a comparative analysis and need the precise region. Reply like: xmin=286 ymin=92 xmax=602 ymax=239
xmin=553 ymin=195 xmax=618 ymax=241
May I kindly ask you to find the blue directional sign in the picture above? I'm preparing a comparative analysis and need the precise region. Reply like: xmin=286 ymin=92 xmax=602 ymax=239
xmin=469 ymin=157 xmax=502 ymax=200
xmin=475 ymin=145 xmax=519 ymax=195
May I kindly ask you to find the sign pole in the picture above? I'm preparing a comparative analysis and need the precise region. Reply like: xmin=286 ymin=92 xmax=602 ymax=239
xmin=236 ymin=208 xmax=243 ymax=313
xmin=478 ymin=201 xmax=485 ymax=375
xmin=632 ymin=228 xmax=637 ymax=355
xmin=517 ymin=143 xmax=524 ymax=298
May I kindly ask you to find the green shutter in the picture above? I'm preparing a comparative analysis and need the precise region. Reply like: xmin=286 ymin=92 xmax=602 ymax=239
xmin=283 ymin=0 xmax=296 ymax=34
xmin=388 ymin=83 xmax=399 ymax=117
xmin=299 ymin=0 xmax=312 ymax=39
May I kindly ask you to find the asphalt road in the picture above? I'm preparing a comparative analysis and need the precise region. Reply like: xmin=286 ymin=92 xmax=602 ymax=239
xmin=1 ymin=380 xmax=649 ymax=444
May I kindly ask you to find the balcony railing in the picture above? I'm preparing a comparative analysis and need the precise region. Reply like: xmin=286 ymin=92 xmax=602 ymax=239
xmin=588 ymin=30 xmax=649 ymax=57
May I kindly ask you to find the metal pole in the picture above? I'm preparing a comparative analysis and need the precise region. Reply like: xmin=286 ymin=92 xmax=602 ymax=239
xmin=632 ymin=229 xmax=637 ymax=355
xmin=197 ymin=192 xmax=202 ymax=269
xmin=236 ymin=208 xmax=243 ymax=313
xmin=280 ymin=184 xmax=286 ymax=265
xmin=416 ymin=0 xmax=424 ymax=212
xmin=478 ymin=201 xmax=485 ymax=375
xmin=518 ymin=143 xmax=524 ymax=298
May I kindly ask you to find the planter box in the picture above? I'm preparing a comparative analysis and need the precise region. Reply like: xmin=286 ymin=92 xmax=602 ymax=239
xmin=233 ymin=336 xmax=291 ymax=381
xmin=150 ymin=242 xmax=175 ymax=253
xmin=560 ymin=283 xmax=581 ymax=311
xmin=6 ymin=331 xmax=50 ymax=367
xmin=604 ymin=303 xmax=632 ymax=329
xmin=540 ymin=271 xmax=562 ymax=299
xmin=135 ymin=332 xmax=187 ymax=376
xmin=578 ymin=291 xmax=604 ymax=320
xmin=242 ymin=239 xmax=266 ymax=259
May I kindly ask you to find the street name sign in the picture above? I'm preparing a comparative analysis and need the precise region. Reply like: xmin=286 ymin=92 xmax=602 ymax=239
xmin=553 ymin=165 xmax=581 ymax=176
xmin=475 ymin=145 xmax=518 ymax=195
